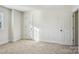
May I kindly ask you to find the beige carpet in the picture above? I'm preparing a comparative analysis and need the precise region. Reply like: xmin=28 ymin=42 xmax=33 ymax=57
xmin=0 ymin=40 xmax=78 ymax=54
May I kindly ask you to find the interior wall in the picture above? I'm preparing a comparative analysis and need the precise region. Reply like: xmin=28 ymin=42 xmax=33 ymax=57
xmin=72 ymin=5 xmax=79 ymax=12
xmin=23 ymin=11 xmax=33 ymax=39
xmin=0 ymin=6 xmax=24 ymax=44
xmin=39 ymin=6 xmax=73 ymax=45
xmin=32 ymin=10 xmax=41 ymax=41
xmin=24 ymin=6 xmax=73 ymax=45
xmin=23 ymin=10 xmax=41 ymax=41
xmin=0 ymin=5 xmax=77 ymax=45
xmin=23 ymin=6 xmax=73 ymax=45
xmin=12 ymin=10 xmax=23 ymax=41
xmin=0 ymin=6 xmax=11 ymax=44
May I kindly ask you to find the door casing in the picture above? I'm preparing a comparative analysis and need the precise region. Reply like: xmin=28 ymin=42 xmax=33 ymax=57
xmin=73 ymin=9 xmax=78 ymax=46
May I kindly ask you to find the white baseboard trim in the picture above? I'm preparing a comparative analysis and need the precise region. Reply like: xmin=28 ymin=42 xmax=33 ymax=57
xmin=21 ymin=38 xmax=33 ymax=40
xmin=0 ymin=40 xmax=9 ymax=45
xmin=40 ymin=39 xmax=72 ymax=45
xmin=12 ymin=38 xmax=21 ymax=42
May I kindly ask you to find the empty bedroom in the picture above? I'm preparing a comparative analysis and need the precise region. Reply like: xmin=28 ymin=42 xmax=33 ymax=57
xmin=0 ymin=5 xmax=78 ymax=54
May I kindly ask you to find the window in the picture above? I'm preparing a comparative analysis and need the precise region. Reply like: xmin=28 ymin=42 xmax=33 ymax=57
xmin=0 ymin=12 xmax=4 ymax=29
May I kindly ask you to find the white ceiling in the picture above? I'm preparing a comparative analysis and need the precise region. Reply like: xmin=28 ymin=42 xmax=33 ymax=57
xmin=26 ymin=5 xmax=73 ymax=9
xmin=24 ymin=5 xmax=65 ymax=9
xmin=3 ymin=5 xmax=34 ymax=11
xmin=3 ymin=5 xmax=72 ymax=11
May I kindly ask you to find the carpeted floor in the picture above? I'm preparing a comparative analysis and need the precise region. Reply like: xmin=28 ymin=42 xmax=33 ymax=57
xmin=0 ymin=40 xmax=78 ymax=54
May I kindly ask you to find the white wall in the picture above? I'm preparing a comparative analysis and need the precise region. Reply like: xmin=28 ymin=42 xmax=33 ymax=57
xmin=32 ymin=10 xmax=41 ymax=41
xmin=0 ymin=6 xmax=24 ymax=44
xmin=12 ymin=10 xmax=23 ymax=41
xmin=39 ymin=8 xmax=73 ymax=45
xmin=72 ymin=5 xmax=79 ymax=12
xmin=23 ymin=11 xmax=33 ymax=39
xmin=24 ymin=6 xmax=73 ymax=45
xmin=0 ymin=6 xmax=77 ymax=45
xmin=23 ymin=10 xmax=41 ymax=41
xmin=0 ymin=6 xmax=11 ymax=44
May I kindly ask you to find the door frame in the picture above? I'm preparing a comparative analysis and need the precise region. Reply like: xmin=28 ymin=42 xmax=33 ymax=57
xmin=73 ymin=9 xmax=78 ymax=46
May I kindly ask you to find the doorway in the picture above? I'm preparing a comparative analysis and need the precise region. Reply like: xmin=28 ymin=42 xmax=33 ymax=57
xmin=73 ymin=10 xmax=78 ymax=46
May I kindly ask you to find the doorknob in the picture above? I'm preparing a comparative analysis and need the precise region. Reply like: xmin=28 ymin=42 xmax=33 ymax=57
xmin=60 ymin=29 xmax=63 ymax=32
